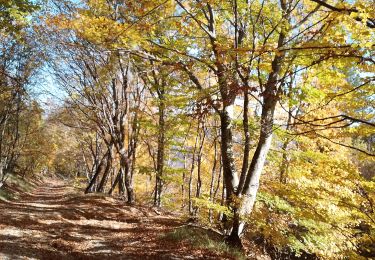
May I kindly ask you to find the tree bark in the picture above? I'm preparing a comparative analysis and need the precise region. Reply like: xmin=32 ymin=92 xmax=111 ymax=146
xmin=85 ymin=151 xmax=107 ymax=194
xmin=209 ymin=136 xmax=218 ymax=222
xmin=219 ymin=106 xmax=239 ymax=201
xmin=108 ymin=169 xmax=119 ymax=195
xmin=181 ymin=154 xmax=187 ymax=209
xmin=121 ymin=153 xmax=135 ymax=204
xmin=280 ymin=139 xmax=290 ymax=184
xmin=154 ymin=86 xmax=165 ymax=207
xmin=238 ymin=90 xmax=250 ymax=193
xmin=97 ymin=144 xmax=113 ymax=193
xmin=188 ymin=129 xmax=199 ymax=215
xmin=280 ymin=86 xmax=294 ymax=184
xmin=228 ymin=19 xmax=287 ymax=244
xmin=194 ymin=121 xmax=206 ymax=215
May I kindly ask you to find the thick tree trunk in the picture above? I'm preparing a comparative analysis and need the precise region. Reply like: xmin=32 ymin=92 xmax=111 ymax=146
xmin=219 ymin=106 xmax=239 ymax=200
xmin=118 ymin=168 xmax=125 ymax=195
xmin=218 ymin=105 xmax=240 ymax=235
xmin=124 ymin=160 xmax=135 ymax=205
xmin=0 ymin=163 xmax=7 ymax=188
xmin=121 ymin=154 xmax=135 ymax=204
xmin=0 ymin=162 xmax=5 ymax=184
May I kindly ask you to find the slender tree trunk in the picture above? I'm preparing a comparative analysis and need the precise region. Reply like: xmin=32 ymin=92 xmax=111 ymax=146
xmin=280 ymin=90 xmax=293 ymax=184
xmin=214 ymin=158 xmax=223 ymax=203
xmin=219 ymin=183 xmax=226 ymax=223
xmin=188 ymin=129 xmax=199 ymax=215
xmin=280 ymin=140 xmax=290 ymax=184
xmin=188 ymin=158 xmax=195 ymax=215
xmin=194 ymin=121 xmax=206 ymax=215
xmin=209 ymin=137 xmax=218 ymax=222
xmin=108 ymin=168 xmax=122 ymax=195
xmin=85 ymin=152 xmax=107 ymax=194
xmin=238 ymin=89 xmax=250 ymax=193
xmin=181 ymin=154 xmax=187 ymax=209
xmin=97 ymin=144 xmax=113 ymax=192
xmin=154 ymin=88 xmax=165 ymax=207
xmin=130 ymin=113 xmax=139 ymax=185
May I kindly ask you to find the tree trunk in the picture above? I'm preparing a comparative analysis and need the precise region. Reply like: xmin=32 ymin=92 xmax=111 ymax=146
xmin=188 ymin=129 xmax=199 ymax=215
xmin=280 ymin=139 xmax=290 ymax=184
xmin=194 ymin=121 xmax=206 ymax=215
xmin=228 ymin=17 xmax=287 ymax=244
xmin=121 ymin=154 xmax=135 ymax=204
xmin=280 ymin=94 xmax=293 ymax=184
xmin=219 ymin=106 xmax=239 ymax=201
xmin=118 ymin=168 xmax=125 ymax=195
xmin=154 ymin=88 xmax=165 ymax=207
xmin=108 ymin=168 xmax=122 ymax=195
xmin=227 ymin=97 xmax=276 ymax=246
xmin=181 ymin=154 xmax=187 ymax=209
xmin=209 ymin=137 xmax=218 ymax=222
xmin=238 ymin=90 xmax=250 ymax=193
xmin=214 ymin=158 xmax=222 ymax=204
xmin=85 ymin=153 xmax=106 ymax=194
xmin=97 ymin=145 xmax=113 ymax=193
xmin=188 ymin=156 xmax=195 ymax=215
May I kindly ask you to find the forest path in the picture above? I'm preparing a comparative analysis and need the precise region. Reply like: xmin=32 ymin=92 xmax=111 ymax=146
xmin=0 ymin=178 xmax=227 ymax=260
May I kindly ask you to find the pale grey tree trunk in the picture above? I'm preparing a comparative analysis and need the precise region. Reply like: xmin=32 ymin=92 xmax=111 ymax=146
xmin=219 ymin=105 xmax=239 ymax=199
xmin=228 ymin=18 xmax=287 ymax=244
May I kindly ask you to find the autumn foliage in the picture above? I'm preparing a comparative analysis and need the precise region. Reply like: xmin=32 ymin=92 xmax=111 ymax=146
xmin=1 ymin=0 xmax=374 ymax=258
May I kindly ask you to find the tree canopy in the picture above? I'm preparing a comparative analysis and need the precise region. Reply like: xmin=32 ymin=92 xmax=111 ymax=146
xmin=0 ymin=0 xmax=374 ymax=258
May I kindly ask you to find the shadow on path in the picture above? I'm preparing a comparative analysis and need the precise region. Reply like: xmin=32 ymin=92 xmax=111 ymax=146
xmin=0 ymin=179 xmax=227 ymax=260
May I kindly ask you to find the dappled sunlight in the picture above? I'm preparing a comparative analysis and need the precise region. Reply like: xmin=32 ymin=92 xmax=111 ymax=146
xmin=1 ymin=0 xmax=373 ymax=258
xmin=0 ymin=179 xmax=230 ymax=259
xmin=0 ymin=227 xmax=28 ymax=238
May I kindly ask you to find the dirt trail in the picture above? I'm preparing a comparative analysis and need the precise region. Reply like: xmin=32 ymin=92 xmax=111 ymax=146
xmin=0 ymin=179 xmax=229 ymax=260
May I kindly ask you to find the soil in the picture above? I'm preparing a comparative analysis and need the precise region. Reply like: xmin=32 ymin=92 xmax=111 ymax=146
xmin=0 ymin=178 xmax=238 ymax=260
